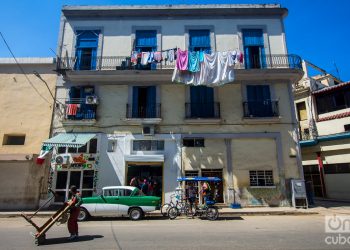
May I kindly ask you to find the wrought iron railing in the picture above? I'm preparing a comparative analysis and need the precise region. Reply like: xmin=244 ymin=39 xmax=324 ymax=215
xmin=56 ymin=54 xmax=302 ymax=71
xmin=126 ymin=103 xmax=161 ymax=119
xmin=185 ymin=102 xmax=221 ymax=119
xmin=64 ymin=98 xmax=97 ymax=120
xmin=243 ymin=100 xmax=279 ymax=118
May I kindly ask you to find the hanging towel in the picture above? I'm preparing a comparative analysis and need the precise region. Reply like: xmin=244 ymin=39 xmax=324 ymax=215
xmin=148 ymin=52 xmax=154 ymax=63
xmin=168 ymin=49 xmax=175 ymax=62
xmin=176 ymin=48 xmax=188 ymax=71
xmin=188 ymin=51 xmax=200 ymax=72
xmin=236 ymin=51 xmax=244 ymax=64
xmin=131 ymin=51 xmax=138 ymax=64
xmin=141 ymin=52 xmax=150 ymax=65
xmin=162 ymin=51 xmax=168 ymax=61
xmin=154 ymin=51 xmax=162 ymax=62
xmin=66 ymin=104 xmax=79 ymax=116
xmin=199 ymin=51 xmax=205 ymax=63
xmin=230 ymin=50 xmax=237 ymax=66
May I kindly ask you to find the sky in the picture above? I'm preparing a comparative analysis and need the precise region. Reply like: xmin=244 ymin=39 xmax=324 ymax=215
xmin=0 ymin=0 xmax=349 ymax=80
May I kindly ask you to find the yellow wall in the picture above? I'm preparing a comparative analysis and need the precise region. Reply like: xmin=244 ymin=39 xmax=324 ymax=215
xmin=0 ymin=71 xmax=56 ymax=154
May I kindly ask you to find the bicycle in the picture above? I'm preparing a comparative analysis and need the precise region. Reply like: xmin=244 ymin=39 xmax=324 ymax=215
xmin=160 ymin=193 xmax=190 ymax=217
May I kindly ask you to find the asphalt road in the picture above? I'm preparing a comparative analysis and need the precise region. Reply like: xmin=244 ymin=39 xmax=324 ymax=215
xmin=0 ymin=215 xmax=348 ymax=250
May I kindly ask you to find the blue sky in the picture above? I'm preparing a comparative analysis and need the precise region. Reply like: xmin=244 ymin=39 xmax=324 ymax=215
xmin=0 ymin=0 xmax=349 ymax=80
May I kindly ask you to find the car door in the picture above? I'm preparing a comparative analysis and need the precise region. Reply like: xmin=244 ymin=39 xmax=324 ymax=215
xmin=116 ymin=188 xmax=133 ymax=216
xmin=95 ymin=189 xmax=120 ymax=216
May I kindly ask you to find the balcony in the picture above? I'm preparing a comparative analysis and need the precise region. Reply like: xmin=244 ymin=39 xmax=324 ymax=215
xmin=243 ymin=101 xmax=279 ymax=118
xmin=185 ymin=102 xmax=221 ymax=123
xmin=62 ymin=98 xmax=97 ymax=125
xmin=56 ymin=54 xmax=303 ymax=84
xmin=125 ymin=103 xmax=162 ymax=124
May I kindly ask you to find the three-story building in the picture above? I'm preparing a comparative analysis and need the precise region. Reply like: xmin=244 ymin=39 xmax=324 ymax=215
xmin=45 ymin=4 xmax=304 ymax=206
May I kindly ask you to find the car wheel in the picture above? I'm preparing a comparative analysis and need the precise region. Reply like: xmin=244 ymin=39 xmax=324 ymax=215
xmin=129 ymin=208 xmax=143 ymax=221
xmin=78 ymin=208 xmax=89 ymax=221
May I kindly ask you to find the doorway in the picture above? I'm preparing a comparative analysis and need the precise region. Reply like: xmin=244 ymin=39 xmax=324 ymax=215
xmin=202 ymin=169 xmax=224 ymax=203
xmin=303 ymin=165 xmax=325 ymax=197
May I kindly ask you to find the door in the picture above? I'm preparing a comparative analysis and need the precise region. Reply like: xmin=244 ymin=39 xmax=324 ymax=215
xmin=247 ymin=85 xmax=273 ymax=117
xmin=202 ymin=169 xmax=224 ymax=203
xmin=243 ymin=29 xmax=266 ymax=69
xmin=95 ymin=189 xmax=120 ymax=216
xmin=115 ymin=188 xmax=134 ymax=216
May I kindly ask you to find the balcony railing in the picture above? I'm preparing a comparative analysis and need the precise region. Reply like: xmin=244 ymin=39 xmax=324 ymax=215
xmin=56 ymin=54 xmax=302 ymax=72
xmin=56 ymin=56 xmax=176 ymax=71
xmin=185 ymin=102 xmax=221 ymax=119
xmin=243 ymin=100 xmax=279 ymax=118
xmin=64 ymin=98 xmax=97 ymax=120
xmin=126 ymin=103 xmax=161 ymax=119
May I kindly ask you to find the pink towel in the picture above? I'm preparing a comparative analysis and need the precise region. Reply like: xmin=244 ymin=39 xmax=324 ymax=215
xmin=176 ymin=48 xmax=188 ymax=70
xmin=66 ymin=104 xmax=78 ymax=116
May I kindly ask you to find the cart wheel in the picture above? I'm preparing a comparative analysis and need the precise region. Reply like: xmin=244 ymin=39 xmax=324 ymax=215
xmin=168 ymin=207 xmax=178 ymax=220
xmin=35 ymin=234 xmax=46 ymax=246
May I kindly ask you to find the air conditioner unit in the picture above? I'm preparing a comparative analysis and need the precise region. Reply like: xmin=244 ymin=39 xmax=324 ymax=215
xmin=55 ymin=154 xmax=72 ymax=165
xmin=85 ymin=95 xmax=98 ymax=105
xmin=142 ymin=125 xmax=155 ymax=136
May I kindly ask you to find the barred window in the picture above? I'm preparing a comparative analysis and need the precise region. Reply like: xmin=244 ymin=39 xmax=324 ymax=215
xmin=133 ymin=140 xmax=164 ymax=151
xmin=249 ymin=170 xmax=274 ymax=187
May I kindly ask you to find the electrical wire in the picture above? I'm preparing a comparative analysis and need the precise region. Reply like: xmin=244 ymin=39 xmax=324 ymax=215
xmin=0 ymin=32 xmax=51 ymax=104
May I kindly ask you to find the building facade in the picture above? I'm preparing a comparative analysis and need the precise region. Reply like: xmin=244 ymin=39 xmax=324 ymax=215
xmin=0 ymin=58 xmax=56 ymax=210
xmin=294 ymin=60 xmax=350 ymax=200
xmin=46 ymin=4 xmax=304 ymax=207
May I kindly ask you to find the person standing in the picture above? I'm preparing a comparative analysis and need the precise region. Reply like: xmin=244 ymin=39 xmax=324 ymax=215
xmin=67 ymin=185 xmax=82 ymax=240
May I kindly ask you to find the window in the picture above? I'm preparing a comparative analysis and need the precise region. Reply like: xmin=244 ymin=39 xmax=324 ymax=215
xmin=324 ymin=163 xmax=350 ymax=174
xmin=189 ymin=86 xmax=215 ymax=118
xmin=74 ymin=30 xmax=99 ymax=70
xmin=135 ymin=30 xmax=157 ymax=52
xmin=131 ymin=86 xmax=157 ymax=118
xmin=68 ymin=147 xmax=78 ymax=153
xmin=242 ymin=29 xmax=266 ymax=69
xmin=105 ymin=189 xmax=118 ymax=196
xmin=2 ymin=134 xmax=26 ymax=145
xmin=296 ymin=102 xmax=308 ymax=121
xmin=133 ymin=140 xmax=164 ymax=151
xmin=183 ymin=138 xmax=205 ymax=147
xmin=82 ymin=170 xmax=94 ymax=189
xmin=249 ymin=170 xmax=274 ymax=187
xmin=119 ymin=189 xmax=132 ymax=197
xmin=67 ymin=86 xmax=96 ymax=120
xmin=345 ymin=124 xmax=350 ymax=131
xmin=89 ymin=138 xmax=97 ymax=153
xmin=189 ymin=29 xmax=211 ymax=52
xmin=185 ymin=170 xmax=199 ymax=177
xmin=78 ymin=144 xmax=87 ymax=153
xmin=245 ymin=85 xmax=277 ymax=117
xmin=57 ymin=147 xmax=66 ymax=154
xmin=315 ymin=87 xmax=350 ymax=114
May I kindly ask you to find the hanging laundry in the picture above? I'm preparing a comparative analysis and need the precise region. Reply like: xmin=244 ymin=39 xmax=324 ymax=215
xmin=176 ymin=48 xmax=188 ymax=71
xmin=236 ymin=51 xmax=244 ymax=64
xmin=154 ymin=51 xmax=162 ymax=62
xmin=141 ymin=52 xmax=150 ymax=65
xmin=230 ymin=50 xmax=237 ymax=65
xmin=147 ymin=52 xmax=154 ymax=63
xmin=168 ymin=49 xmax=175 ymax=62
xmin=131 ymin=51 xmax=139 ymax=64
xmin=66 ymin=104 xmax=79 ymax=116
xmin=199 ymin=51 xmax=205 ymax=63
xmin=188 ymin=51 xmax=200 ymax=72
xmin=162 ymin=51 xmax=168 ymax=61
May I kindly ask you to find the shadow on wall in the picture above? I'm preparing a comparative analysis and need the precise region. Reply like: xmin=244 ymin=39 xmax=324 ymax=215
xmin=183 ymin=147 xmax=225 ymax=169
xmin=235 ymin=186 xmax=288 ymax=207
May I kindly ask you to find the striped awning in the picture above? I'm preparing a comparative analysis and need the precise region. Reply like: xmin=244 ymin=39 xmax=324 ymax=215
xmin=43 ymin=133 xmax=96 ymax=148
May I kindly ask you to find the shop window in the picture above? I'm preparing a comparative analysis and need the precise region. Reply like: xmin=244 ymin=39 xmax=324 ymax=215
xmin=68 ymin=147 xmax=78 ymax=153
xmin=183 ymin=138 xmax=205 ymax=147
xmin=2 ymin=134 xmax=25 ymax=145
xmin=82 ymin=170 xmax=94 ymax=189
xmin=249 ymin=170 xmax=274 ymax=187
xmin=344 ymin=124 xmax=350 ymax=132
xmin=57 ymin=147 xmax=66 ymax=154
xmin=69 ymin=171 xmax=81 ymax=188
xmin=56 ymin=171 xmax=68 ymax=189
xmin=78 ymin=143 xmax=87 ymax=153
xmin=89 ymin=138 xmax=97 ymax=153
xmin=185 ymin=170 xmax=199 ymax=177
xmin=324 ymin=163 xmax=350 ymax=174
xmin=133 ymin=140 xmax=164 ymax=151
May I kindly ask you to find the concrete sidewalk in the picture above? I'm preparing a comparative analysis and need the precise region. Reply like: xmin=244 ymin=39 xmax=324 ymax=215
xmin=2 ymin=200 xmax=349 ymax=218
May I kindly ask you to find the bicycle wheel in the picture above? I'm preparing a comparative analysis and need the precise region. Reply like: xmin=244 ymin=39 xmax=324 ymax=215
xmin=206 ymin=207 xmax=219 ymax=221
xmin=161 ymin=203 xmax=172 ymax=217
xmin=168 ymin=207 xmax=179 ymax=220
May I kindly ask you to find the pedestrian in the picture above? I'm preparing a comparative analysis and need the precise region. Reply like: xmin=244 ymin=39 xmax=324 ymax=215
xmin=130 ymin=176 xmax=139 ymax=187
xmin=187 ymin=182 xmax=197 ymax=211
xmin=141 ymin=178 xmax=148 ymax=195
xmin=67 ymin=185 xmax=82 ymax=240
xmin=201 ymin=181 xmax=211 ymax=204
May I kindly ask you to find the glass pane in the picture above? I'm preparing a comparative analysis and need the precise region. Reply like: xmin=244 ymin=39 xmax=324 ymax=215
xmin=78 ymin=144 xmax=87 ymax=153
xmin=89 ymin=139 xmax=97 ymax=153
xmin=119 ymin=189 xmax=132 ymax=196
xmin=69 ymin=171 xmax=81 ymax=189
xmin=68 ymin=147 xmax=77 ymax=153
xmin=56 ymin=171 xmax=68 ymax=189
xmin=82 ymin=170 xmax=94 ymax=189
xmin=57 ymin=147 xmax=66 ymax=154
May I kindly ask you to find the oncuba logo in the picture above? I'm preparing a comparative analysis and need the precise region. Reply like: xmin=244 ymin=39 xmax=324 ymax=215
xmin=325 ymin=215 xmax=350 ymax=233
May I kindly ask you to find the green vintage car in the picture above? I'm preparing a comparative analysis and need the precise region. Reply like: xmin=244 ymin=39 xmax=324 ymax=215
xmin=78 ymin=186 xmax=161 ymax=221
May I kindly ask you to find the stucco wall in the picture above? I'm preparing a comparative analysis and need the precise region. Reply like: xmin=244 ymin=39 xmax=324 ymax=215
xmin=324 ymin=174 xmax=350 ymax=200
xmin=0 ymin=71 xmax=56 ymax=154
xmin=61 ymin=17 xmax=286 ymax=58
xmin=0 ymin=159 xmax=50 ymax=210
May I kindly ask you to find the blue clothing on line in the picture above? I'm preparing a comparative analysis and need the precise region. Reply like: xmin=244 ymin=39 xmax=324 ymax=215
xmin=188 ymin=51 xmax=200 ymax=72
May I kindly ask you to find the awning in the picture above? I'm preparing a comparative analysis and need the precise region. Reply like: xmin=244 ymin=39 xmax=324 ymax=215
xmin=124 ymin=155 xmax=164 ymax=162
xmin=43 ymin=133 xmax=96 ymax=148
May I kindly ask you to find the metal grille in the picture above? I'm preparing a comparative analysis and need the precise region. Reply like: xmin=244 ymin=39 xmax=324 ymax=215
xmin=249 ymin=170 xmax=274 ymax=187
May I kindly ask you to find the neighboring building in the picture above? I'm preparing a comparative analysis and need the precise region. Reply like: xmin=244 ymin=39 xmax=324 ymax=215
xmin=45 ymin=4 xmax=304 ymax=207
xmin=0 ymin=58 xmax=56 ymax=210
xmin=294 ymin=60 xmax=350 ymax=200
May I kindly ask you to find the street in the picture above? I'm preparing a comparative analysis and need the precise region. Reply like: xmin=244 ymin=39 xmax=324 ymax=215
xmin=0 ymin=215 xmax=348 ymax=250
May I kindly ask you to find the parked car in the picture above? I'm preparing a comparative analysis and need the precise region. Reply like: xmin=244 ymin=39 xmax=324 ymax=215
xmin=78 ymin=186 xmax=161 ymax=221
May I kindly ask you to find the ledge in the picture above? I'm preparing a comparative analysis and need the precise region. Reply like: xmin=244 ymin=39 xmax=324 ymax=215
xmin=184 ymin=118 xmax=221 ymax=124
xmin=123 ymin=118 xmax=162 ymax=125
xmin=242 ymin=116 xmax=282 ymax=124
xmin=62 ymin=119 xmax=97 ymax=126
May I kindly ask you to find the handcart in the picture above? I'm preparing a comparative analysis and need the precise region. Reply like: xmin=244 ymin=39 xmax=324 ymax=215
xmin=21 ymin=189 xmax=73 ymax=246
xmin=168 ymin=176 xmax=221 ymax=220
